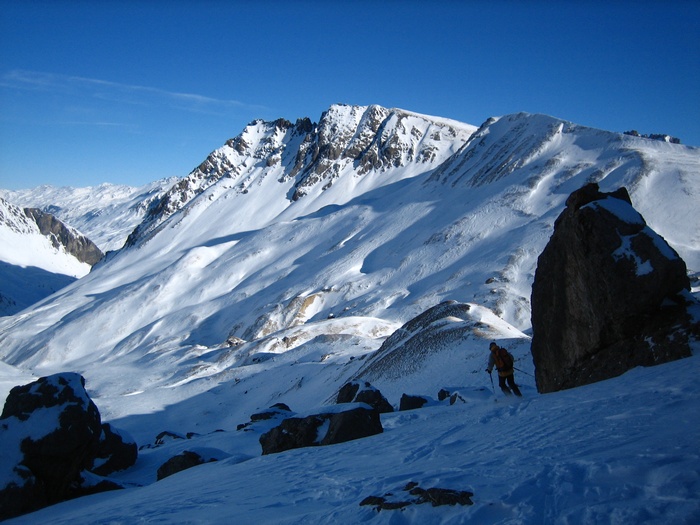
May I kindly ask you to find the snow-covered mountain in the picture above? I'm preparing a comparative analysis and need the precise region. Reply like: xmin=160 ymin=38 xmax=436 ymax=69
xmin=1 ymin=104 xmax=699 ymax=523
xmin=0 ymin=178 xmax=176 ymax=253
xmin=0 ymin=197 xmax=100 ymax=316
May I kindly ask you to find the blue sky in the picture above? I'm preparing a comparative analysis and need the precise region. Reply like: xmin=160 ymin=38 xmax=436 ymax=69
xmin=1 ymin=0 xmax=698 ymax=190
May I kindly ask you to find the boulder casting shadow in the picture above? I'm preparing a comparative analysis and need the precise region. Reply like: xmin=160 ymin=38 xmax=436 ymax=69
xmin=0 ymin=373 xmax=137 ymax=520
xmin=531 ymin=183 xmax=696 ymax=393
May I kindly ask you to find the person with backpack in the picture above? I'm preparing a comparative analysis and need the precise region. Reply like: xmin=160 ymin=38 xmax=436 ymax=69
xmin=486 ymin=342 xmax=522 ymax=397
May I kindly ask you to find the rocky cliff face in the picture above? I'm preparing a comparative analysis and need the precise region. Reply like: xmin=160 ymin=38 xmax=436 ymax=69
xmin=23 ymin=208 xmax=103 ymax=266
xmin=125 ymin=104 xmax=475 ymax=247
xmin=530 ymin=183 xmax=695 ymax=393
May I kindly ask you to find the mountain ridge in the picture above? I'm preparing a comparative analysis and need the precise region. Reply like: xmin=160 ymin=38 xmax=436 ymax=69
xmin=125 ymin=104 xmax=477 ymax=248
xmin=0 ymin=104 xmax=697 ymax=384
xmin=0 ymin=104 xmax=699 ymax=523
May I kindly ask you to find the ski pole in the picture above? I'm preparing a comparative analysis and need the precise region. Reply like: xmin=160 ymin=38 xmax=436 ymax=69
xmin=488 ymin=371 xmax=496 ymax=396
xmin=513 ymin=366 xmax=534 ymax=377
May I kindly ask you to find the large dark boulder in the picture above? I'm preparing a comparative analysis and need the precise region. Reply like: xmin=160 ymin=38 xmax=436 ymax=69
xmin=336 ymin=381 xmax=394 ymax=413
xmin=0 ymin=373 xmax=102 ymax=519
xmin=157 ymin=451 xmax=209 ymax=481
xmin=399 ymin=394 xmax=429 ymax=411
xmin=260 ymin=404 xmax=383 ymax=455
xmin=531 ymin=183 xmax=695 ymax=393
xmin=90 ymin=423 xmax=138 ymax=476
xmin=0 ymin=373 xmax=136 ymax=520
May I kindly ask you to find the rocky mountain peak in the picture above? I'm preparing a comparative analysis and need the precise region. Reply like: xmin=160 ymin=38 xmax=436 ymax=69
xmin=124 ymin=104 xmax=475 ymax=247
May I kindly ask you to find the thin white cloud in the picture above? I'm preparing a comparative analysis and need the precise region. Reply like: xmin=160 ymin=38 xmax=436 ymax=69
xmin=1 ymin=69 xmax=267 ymax=113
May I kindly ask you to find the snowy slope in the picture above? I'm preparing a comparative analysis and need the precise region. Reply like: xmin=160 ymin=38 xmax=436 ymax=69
xmin=6 ymin=341 xmax=700 ymax=524
xmin=0 ymin=198 xmax=90 ymax=316
xmin=1 ymin=109 xmax=696 ymax=376
xmin=0 ymin=179 xmax=176 ymax=252
xmin=1 ymin=105 xmax=699 ymax=523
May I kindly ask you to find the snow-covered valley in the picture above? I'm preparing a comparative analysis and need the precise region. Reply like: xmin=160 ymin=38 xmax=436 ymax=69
xmin=1 ymin=105 xmax=699 ymax=523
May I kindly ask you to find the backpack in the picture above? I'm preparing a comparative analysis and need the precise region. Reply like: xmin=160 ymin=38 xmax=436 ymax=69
xmin=495 ymin=347 xmax=514 ymax=371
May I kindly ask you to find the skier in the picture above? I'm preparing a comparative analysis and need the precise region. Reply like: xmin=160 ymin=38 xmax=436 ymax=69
xmin=486 ymin=342 xmax=522 ymax=397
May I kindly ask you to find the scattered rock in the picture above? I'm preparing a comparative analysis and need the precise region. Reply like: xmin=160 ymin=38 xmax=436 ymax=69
xmin=337 ymin=381 xmax=394 ymax=413
xmin=531 ymin=183 xmax=695 ymax=393
xmin=237 ymin=403 xmax=292 ymax=431
xmin=399 ymin=394 xmax=428 ymax=411
xmin=437 ymin=388 xmax=466 ymax=405
xmin=156 ymin=450 xmax=215 ymax=481
xmin=154 ymin=430 xmax=187 ymax=446
xmin=260 ymin=405 xmax=382 ymax=455
xmin=90 ymin=423 xmax=138 ymax=476
xmin=250 ymin=403 xmax=292 ymax=421
xmin=353 ymin=301 xmax=479 ymax=382
xmin=360 ymin=481 xmax=473 ymax=511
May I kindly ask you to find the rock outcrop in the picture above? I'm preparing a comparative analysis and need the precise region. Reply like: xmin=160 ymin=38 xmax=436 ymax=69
xmin=399 ymin=394 xmax=429 ymax=411
xmin=336 ymin=381 xmax=394 ymax=413
xmin=259 ymin=404 xmax=383 ymax=455
xmin=0 ymin=373 xmax=136 ymax=520
xmin=125 ymin=104 xmax=473 ymax=247
xmin=360 ymin=481 xmax=473 ymax=511
xmin=24 ymin=207 xmax=103 ymax=265
xmin=90 ymin=423 xmax=138 ymax=476
xmin=354 ymin=301 xmax=475 ymax=381
xmin=531 ymin=183 xmax=695 ymax=393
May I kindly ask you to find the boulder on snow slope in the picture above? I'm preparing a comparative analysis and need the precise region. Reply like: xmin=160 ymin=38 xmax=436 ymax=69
xmin=0 ymin=373 xmax=135 ymax=520
xmin=336 ymin=381 xmax=394 ymax=413
xmin=90 ymin=423 xmax=138 ymax=476
xmin=531 ymin=183 xmax=695 ymax=393
xmin=399 ymin=394 xmax=429 ymax=411
xmin=259 ymin=404 xmax=383 ymax=455
xmin=156 ymin=450 xmax=222 ymax=481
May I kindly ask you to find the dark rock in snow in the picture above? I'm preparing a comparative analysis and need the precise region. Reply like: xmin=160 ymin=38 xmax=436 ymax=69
xmin=399 ymin=394 xmax=429 ymax=411
xmin=360 ymin=481 xmax=473 ymax=511
xmin=531 ymin=183 xmax=695 ymax=393
xmin=437 ymin=388 xmax=466 ymax=405
xmin=259 ymin=404 xmax=382 ymax=455
xmin=336 ymin=381 xmax=394 ymax=413
xmin=437 ymin=388 xmax=451 ymax=401
xmin=250 ymin=402 xmax=292 ymax=421
xmin=157 ymin=451 xmax=214 ymax=481
xmin=90 ymin=423 xmax=138 ymax=476
xmin=154 ymin=430 xmax=187 ymax=446
xmin=0 ymin=373 xmax=103 ymax=520
xmin=238 ymin=403 xmax=293 ymax=430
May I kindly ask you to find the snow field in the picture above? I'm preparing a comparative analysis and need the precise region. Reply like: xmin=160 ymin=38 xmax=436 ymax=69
xmin=6 ymin=350 xmax=699 ymax=524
